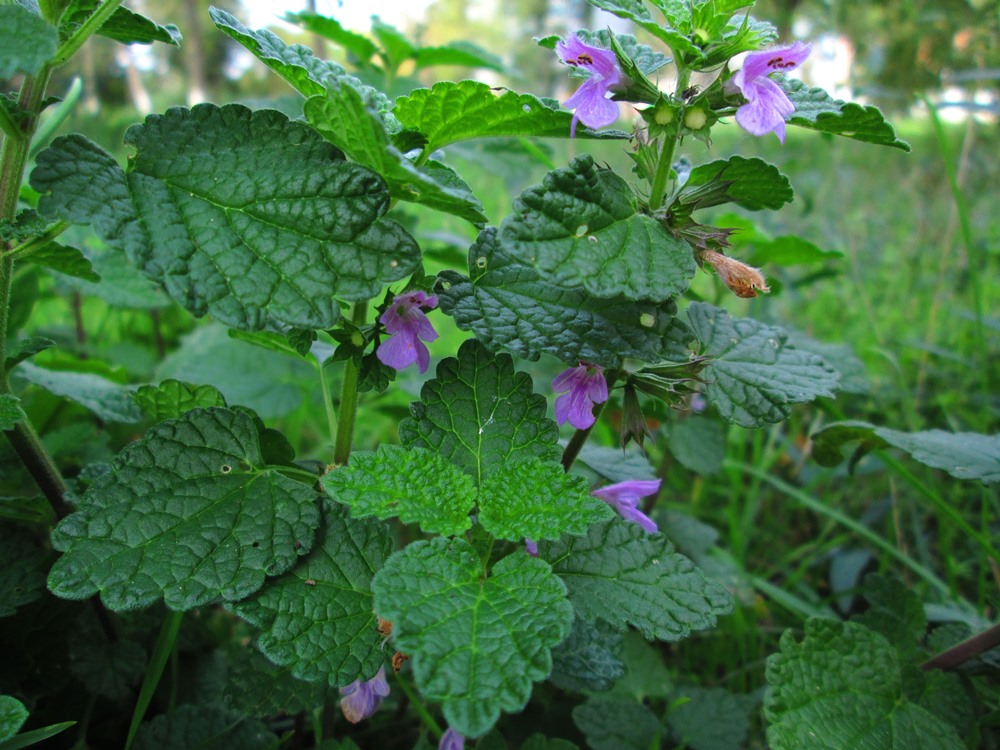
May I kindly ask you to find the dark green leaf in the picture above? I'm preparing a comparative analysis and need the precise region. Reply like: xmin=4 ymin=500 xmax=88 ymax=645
xmin=304 ymin=85 xmax=487 ymax=225
xmin=746 ymin=234 xmax=843 ymax=266
xmin=0 ymin=496 xmax=56 ymax=526
xmin=765 ymin=619 xmax=965 ymax=750
xmin=687 ymin=303 xmax=839 ymax=428
xmin=13 ymin=361 xmax=142 ymax=423
xmin=223 ymin=646 xmax=328 ymax=718
xmin=61 ymin=1 xmax=181 ymax=45
xmin=812 ymin=421 xmax=1000 ymax=484
xmin=785 ymin=330 xmax=869 ymax=396
xmin=393 ymin=81 xmax=629 ymax=152
xmin=132 ymin=704 xmax=277 ymax=750
xmin=399 ymin=339 xmax=560 ymax=485
xmin=0 ymin=525 xmax=48 ymax=618
xmin=0 ymin=394 xmax=27 ymax=431
xmin=664 ymin=415 xmax=726 ymax=476
xmin=854 ymin=574 xmax=926 ymax=656
xmin=782 ymin=77 xmax=910 ymax=151
xmin=4 ymin=336 xmax=55 ymax=371
xmin=676 ymin=156 xmax=793 ymax=213
xmin=0 ymin=696 xmax=28 ymax=742
xmin=572 ymin=443 xmax=658 ymax=484
xmin=522 ymin=735 xmax=579 ymax=750
xmin=550 ymin=618 xmax=625 ymax=693
xmin=572 ymin=695 xmax=661 ymax=750
xmin=58 ymin=246 xmax=170 ymax=310
xmin=413 ymin=42 xmax=504 ymax=72
xmin=230 ymin=502 xmax=392 ymax=687
xmin=613 ymin=631 xmax=673 ymax=700
xmin=438 ymin=227 xmax=681 ymax=367
xmin=0 ymin=5 xmax=58 ymax=78
xmin=133 ymin=380 xmax=227 ymax=421
xmin=32 ymin=106 xmax=419 ymax=330
xmin=541 ymin=518 xmax=733 ymax=641
xmin=668 ymin=686 xmax=755 ymax=750
xmin=585 ymin=0 xmax=701 ymax=61
xmin=48 ymin=408 xmax=320 ymax=611
xmin=500 ymin=155 xmax=696 ymax=302
xmin=69 ymin=632 xmax=147 ymax=701
xmin=372 ymin=539 xmax=573 ymax=737
xmin=23 ymin=242 xmax=100 ymax=282
xmin=321 ymin=445 xmax=477 ymax=536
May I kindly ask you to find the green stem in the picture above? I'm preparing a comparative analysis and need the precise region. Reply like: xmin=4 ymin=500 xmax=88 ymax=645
xmin=560 ymin=369 xmax=621 ymax=472
xmin=6 ymin=220 xmax=71 ymax=260
xmin=51 ymin=0 xmax=126 ymax=68
xmin=394 ymin=672 xmax=442 ymax=739
xmin=647 ymin=68 xmax=690 ymax=210
xmin=333 ymin=301 xmax=368 ymax=465
xmin=921 ymin=622 xmax=1000 ymax=672
xmin=317 ymin=358 xmax=339 ymax=454
xmin=0 ymin=101 xmax=20 ymax=142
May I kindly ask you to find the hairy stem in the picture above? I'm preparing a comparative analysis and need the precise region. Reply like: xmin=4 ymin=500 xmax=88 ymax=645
xmin=921 ymin=622 xmax=1000 ymax=672
xmin=647 ymin=68 xmax=691 ymax=210
xmin=333 ymin=301 xmax=369 ymax=465
xmin=560 ymin=369 xmax=621 ymax=472
xmin=51 ymin=0 xmax=126 ymax=68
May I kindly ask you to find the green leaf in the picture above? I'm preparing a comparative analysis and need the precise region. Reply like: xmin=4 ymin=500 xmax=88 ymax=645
xmin=686 ymin=303 xmax=839 ymax=428
xmin=61 ymin=1 xmax=181 ymax=46
xmin=0 ymin=696 xmax=28 ymax=742
xmin=764 ymin=619 xmax=966 ymax=750
xmin=393 ymin=81 xmax=629 ymax=152
xmin=782 ymin=77 xmax=911 ymax=151
xmin=69 ymin=631 xmax=147 ymax=701
xmin=664 ymin=415 xmax=727 ymax=476
xmin=370 ymin=17 xmax=415 ymax=70
xmin=675 ymin=156 xmax=793 ymax=214
xmin=48 ymin=408 xmax=320 ymax=611
xmin=132 ymin=704 xmax=277 ymax=750
xmin=667 ymin=686 xmax=755 ymax=750
xmin=0 ymin=722 xmax=76 ymax=750
xmin=540 ymin=518 xmax=733 ymax=641
xmin=785 ymin=330 xmax=869 ymax=395
xmin=23 ymin=242 xmax=100 ymax=282
xmin=372 ymin=538 xmax=573 ymax=737
xmin=853 ymin=575 xmax=926 ymax=658
xmin=536 ymin=30 xmax=670 ymax=78
xmin=572 ymin=444 xmax=658 ymax=484
xmin=32 ymin=105 xmax=419 ymax=330
xmin=613 ymin=631 xmax=673 ymax=700
xmin=284 ymin=12 xmax=379 ymax=63
xmin=321 ymin=445 xmax=477 ymax=536
xmin=413 ymin=42 xmax=504 ymax=72
xmin=223 ymin=646 xmax=328 ymax=718
xmin=58 ymin=247 xmax=170 ymax=310
xmin=4 ymin=336 xmax=55 ymax=371
xmin=585 ymin=0 xmax=701 ymax=61
xmin=522 ymin=735 xmax=579 ymax=750
xmin=550 ymin=618 xmax=625 ymax=693
xmin=230 ymin=502 xmax=392 ymax=687
xmin=478 ymin=457 xmax=613 ymax=541
xmin=304 ymin=84 xmax=487 ymax=225
xmin=399 ymin=339 xmax=560 ymax=485
xmin=438 ymin=227 xmax=681 ymax=367
xmin=132 ymin=380 xmax=228 ymax=421
xmin=0 ymin=394 xmax=27 ymax=431
xmin=745 ymin=234 xmax=843 ymax=266
xmin=0 ymin=525 xmax=48 ymax=618
xmin=812 ymin=421 xmax=1000 ymax=484
xmin=499 ymin=155 xmax=696 ymax=302
xmin=572 ymin=695 xmax=661 ymax=750
xmin=0 ymin=496 xmax=56 ymax=526
xmin=13 ymin=361 xmax=142 ymax=423
xmin=0 ymin=5 xmax=58 ymax=78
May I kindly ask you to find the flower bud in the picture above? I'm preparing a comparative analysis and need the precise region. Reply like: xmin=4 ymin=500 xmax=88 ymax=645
xmin=699 ymin=250 xmax=770 ymax=298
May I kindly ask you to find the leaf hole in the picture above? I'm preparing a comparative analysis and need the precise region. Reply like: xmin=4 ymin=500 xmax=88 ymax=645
xmin=220 ymin=464 xmax=232 ymax=474
xmin=522 ymin=104 xmax=531 ymax=112
xmin=574 ymin=224 xmax=589 ymax=238
xmin=475 ymin=256 xmax=487 ymax=269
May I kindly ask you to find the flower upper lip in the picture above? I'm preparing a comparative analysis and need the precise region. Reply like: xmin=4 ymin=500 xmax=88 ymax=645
xmin=556 ymin=35 xmax=624 ymax=137
xmin=729 ymin=41 xmax=811 ymax=142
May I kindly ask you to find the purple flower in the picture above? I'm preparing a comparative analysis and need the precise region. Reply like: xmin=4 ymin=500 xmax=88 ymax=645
xmin=339 ymin=666 xmax=390 ymax=723
xmin=730 ymin=42 xmax=811 ymax=142
xmin=439 ymin=728 xmax=465 ymax=750
xmin=556 ymin=35 xmax=623 ymax=137
xmin=376 ymin=290 xmax=439 ymax=373
xmin=591 ymin=479 xmax=661 ymax=533
xmin=553 ymin=362 xmax=608 ymax=430
xmin=525 ymin=539 xmax=539 ymax=557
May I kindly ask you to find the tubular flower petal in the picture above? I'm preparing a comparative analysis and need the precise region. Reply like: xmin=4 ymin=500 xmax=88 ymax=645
xmin=591 ymin=479 xmax=661 ymax=533
xmin=439 ymin=727 xmax=465 ymax=750
xmin=524 ymin=539 xmax=539 ymax=557
xmin=339 ymin=666 xmax=391 ymax=723
xmin=555 ymin=35 xmax=623 ymax=137
xmin=553 ymin=362 xmax=609 ymax=430
xmin=376 ymin=290 xmax=439 ymax=373
xmin=730 ymin=41 xmax=811 ymax=142
xmin=700 ymin=249 xmax=770 ymax=298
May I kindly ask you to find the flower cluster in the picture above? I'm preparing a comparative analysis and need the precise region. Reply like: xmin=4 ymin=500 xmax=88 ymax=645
xmin=377 ymin=290 xmax=439 ymax=373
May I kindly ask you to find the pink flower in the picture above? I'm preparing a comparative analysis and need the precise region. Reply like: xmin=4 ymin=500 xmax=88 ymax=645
xmin=730 ymin=42 xmax=811 ymax=142
xmin=339 ymin=666 xmax=390 ymax=723
xmin=591 ymin=479 xmax=661 ymax=533
xmin=439 ymin=728 xmax=465 ymax=750
xmin=556 ymin=35 xmax=623 ymax=137
xmin=553 ymin=362 xmax=608 ymax=430
xmin=376 ymin=290 xmax=439 ymax=373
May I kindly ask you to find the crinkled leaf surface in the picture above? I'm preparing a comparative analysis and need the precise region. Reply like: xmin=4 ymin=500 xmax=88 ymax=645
xmin=0 ymin=393 xmax=27 ymax=431
xmin=536 ymin=30 xmax=670 ymax=78
xmin=0 ymin=5 xmax=58 ymax=78
xmin=133 ymin=380 xmax=228 ymax=421
xmin=304 ymin=84 xmax=487 ymax=224
xmin=687 ymin=303 xmax=839 ymax=428
xmin=372 ymin=538 xmax=573 ymax=737
xmin=499 ymin=155 xmax=695 ymax=302
xmin=438 ymin=227 xmax=681 ymax=367
xmin=48 ymin=408 xmax=320 ymax=611
xmin=539 ymin=518 xmax=733 ymax=641
xmin=68 ymin=632 xmax=147 ymax=701
xmin=573 ymin=443 xmax=657 ymax=484
xmin=14 ymin=361 xmax=142 ymax=423
xmin=765 ymin=619 xmax=965 ymax=750
xmin=0 ymin=524 xmax=48 ymax=618
xmin=399 ymin=339 xmax=560 ymax=485
xmin=853 ymin=574 xmax=926 ymax=657
xmin=585 ymin=0 xmax=700 ymax=61
xmin=572 ymin=695 xmax=661 ymax=750
xmin=668 ymin=686 xmax=755 ymax=750
xmin=675 ymin=156 xmax=793 ymax=214
xmin=322 ymin=445 xmax=477 ymax=536
xmin=24 ymin=242 xmax=100 ymax=282
xmin=0 ymin=695 xmax=29 ymax=741
xmin=230 ymin=502 xmax=392 ymax=687
xmin=550 ymin=617 xmax=625 ymax=693
xmin=813 ymin=421 xmax=1000 ymax=484
xmin=782 ymin=77 xmax=911 ymax=151
xmin=478 ymin=457 xmax=613 ymax=541
xmin=133 ymin=704 xmax=277 ymax=750
xmin=31 ymin=105 xmax=419 ymax=330
xmin=223 ymin=646 xmax=329 ymax=718
xmin=393 ymin=81 xmax=626 ymax=152
xmin=61 ymin=0 xmax=181 ymax=45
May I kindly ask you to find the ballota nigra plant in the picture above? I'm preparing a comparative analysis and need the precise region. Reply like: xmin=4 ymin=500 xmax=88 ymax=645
xmin=2 ymin=1 xmax=997 ymax=749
